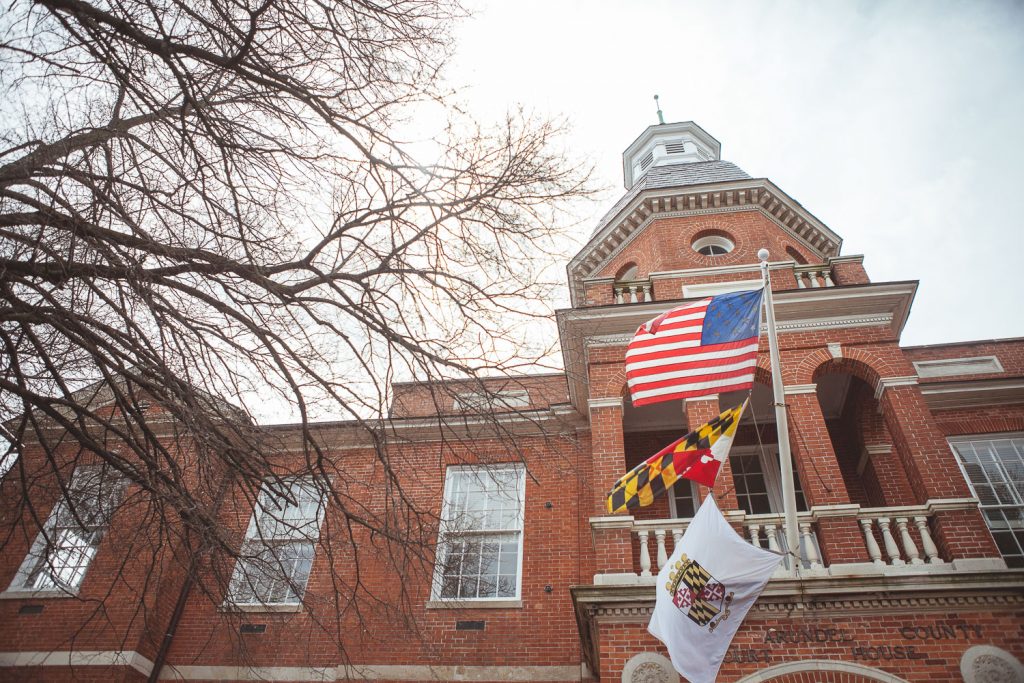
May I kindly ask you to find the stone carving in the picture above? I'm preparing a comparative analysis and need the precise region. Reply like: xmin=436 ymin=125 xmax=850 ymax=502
xmin=961 ymin=646 xmax=1024 ymax=683
xmin=621 ymin=653 xmax=679 ymax=683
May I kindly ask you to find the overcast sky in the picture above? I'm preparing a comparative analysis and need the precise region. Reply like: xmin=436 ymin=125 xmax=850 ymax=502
xmin=445 ymin=0 xmax=1024 ymax=347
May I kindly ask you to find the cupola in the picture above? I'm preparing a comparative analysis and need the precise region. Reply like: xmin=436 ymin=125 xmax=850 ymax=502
xmin=621 ymin=121 xmax=722 ymax=189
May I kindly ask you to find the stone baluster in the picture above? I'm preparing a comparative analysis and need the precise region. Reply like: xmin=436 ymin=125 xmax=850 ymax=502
xmin=642 ymin=284 xmax=652 ymax=302
xmin=764 ymin=523 xmax=781 ymax=553
xmin=859 ymin=518 xmax=884 ymax=567
xmin=629 ymin=286 xmax=639 ymax=304
xmin=822 ymin=269 xmax=835 ymax=287
xmin=800 ymin=522 xmax=822 ymax=569
xmin=614 ymin=287 xmax=624 ymax=304
xmin=638 ymin=530 xmax=652 ymax=576
xmin=795 ymin=272 xmax=807 ymax=288
xmin=809 ymin=271 xmax=821 ymax=287
xmin=672 ymin=528 xmax=683 ymax=549
xmin=895 ymin=518 xmax=922 ymax=565
xmin=655 ymin=529 xmax=668 ymax=570
xmin=747 ymin=523 xmax=762 ymax=548
xmin=877 ymin=518 xmax=905 ymax=565
xmin=914 ymin=516 xmax=942 ymax=564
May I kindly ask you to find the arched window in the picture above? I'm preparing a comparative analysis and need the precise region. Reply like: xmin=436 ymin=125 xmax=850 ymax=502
xmin=786 ymin=246 xmax=808 ymax=264
xmin=691 ymin=234 xmax=734 ymax=257
xmin=614 ymin=262 xmax=638 ymax=281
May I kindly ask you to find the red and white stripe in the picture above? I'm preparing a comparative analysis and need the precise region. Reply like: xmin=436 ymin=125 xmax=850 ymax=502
xmin=625 ymin=299 xmax=759 ymax=406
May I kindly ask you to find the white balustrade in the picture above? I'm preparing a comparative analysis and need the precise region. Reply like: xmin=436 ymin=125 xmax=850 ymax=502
xmin=655 ymin=529 xmax=668 ymax=570
xmin=613 ymin=281 xmax=652 ymax=304
xmin=794 ymin=266 xmax=835 ymax=289
xmin=638 ymin=530 xmax=652 ymax=576
xmin=895 ymin=517 xmax=923 ymax=565
xmin=914 ymin=516 xmax=943 ymax=564
xmin=604 ymin=503 xmax=961 ymax=583
xmin=859 ymin=518 xmax=885 ymax=566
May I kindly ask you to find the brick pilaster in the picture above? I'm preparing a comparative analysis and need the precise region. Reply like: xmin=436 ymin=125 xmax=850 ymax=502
xmin=784 ymin=389 xmax=851 ymax=506
xmin=685 ymin=397 xmax=740 ymax=512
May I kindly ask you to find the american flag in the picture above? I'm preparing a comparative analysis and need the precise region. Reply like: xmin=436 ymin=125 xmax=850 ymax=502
xmin=625 ymin=289 xmax=764 ymax=407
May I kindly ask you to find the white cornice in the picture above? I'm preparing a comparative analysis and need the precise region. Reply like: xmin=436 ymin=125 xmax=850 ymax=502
xmin=874 ymin=376 xmax=920 ymax=400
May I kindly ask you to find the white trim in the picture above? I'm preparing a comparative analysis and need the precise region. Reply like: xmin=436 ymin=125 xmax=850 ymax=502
xmin=783 ymin=384 xmax=817 ymax=395
xmin=873 ymin=376 xmax=919 ymax=400
xmin=913 ymin=355 xmax=1004 ymax=378
xmin=961 ymin=645 xmax=1024 ymax=683
xmin=691 ymin=234 xmax=734 ymax=256
xmin=424 ymin=599 xmax=522 ymax=609
xmin=430 ymin=464 xmax=526 ymax=602
xmin=587 ymin=397 xmax=623 ymax=410
xmin=733 ymin=659 xmax=911 ymax=683
xmin=681 ymin=278 xmax=762 ymax=298
xmin=827 ymin=342 xmax=843 ymax=359
xmin=0 ymin=652 xmax=582 ymax=682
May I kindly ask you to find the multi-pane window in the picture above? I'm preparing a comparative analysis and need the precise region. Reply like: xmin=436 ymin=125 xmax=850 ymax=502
xmin=227 ymin=477 xmax=325 ymax=606
xmin=731 ymin=448 xmax=808 ymax=516
xmin=949 ymin=436 xmax=1024 ymax=568
xmin=10 ymin=465 xmax=124 ymax=593
xmin=433 ymin=465 xmax=525 ymax=601
xmin=669 ymin=479 xmax=700 ymax=519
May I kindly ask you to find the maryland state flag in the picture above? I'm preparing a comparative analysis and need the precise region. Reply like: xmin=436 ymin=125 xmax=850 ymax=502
xmin=606 ymin=400 xmax=747 ymax=514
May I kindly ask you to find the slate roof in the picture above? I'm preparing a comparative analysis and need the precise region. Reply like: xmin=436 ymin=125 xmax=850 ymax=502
xmin=590 ymin=160 xmax=751 ymax=236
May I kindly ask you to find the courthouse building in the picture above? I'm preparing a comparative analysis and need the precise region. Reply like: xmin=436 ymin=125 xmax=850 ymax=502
xmin=1 ymin=121 xmax=1023 ymax=682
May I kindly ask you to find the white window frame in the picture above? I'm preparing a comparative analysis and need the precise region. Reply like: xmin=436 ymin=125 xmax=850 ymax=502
xmin=948 ymin=434 xmax=1024 ymax=568
xmin=7 ymin=465 xmax=125 ymax=595
xmin=226 ymin=477 xmax=326 ymax=608
xmin=691 ymin=235 xmax=735 ymax=256
xmin=667 ymin=479 xmax=701 ymax=519
xmin=431 ymin=464 xmax=526 ymax=602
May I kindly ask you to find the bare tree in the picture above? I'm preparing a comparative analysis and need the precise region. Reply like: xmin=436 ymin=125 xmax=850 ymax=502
xmin=0 ymin=0 xmax=590 ymax=674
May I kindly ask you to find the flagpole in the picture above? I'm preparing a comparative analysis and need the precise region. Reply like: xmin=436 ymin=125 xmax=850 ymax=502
xmin=757 ymin=249 xmax=801 ymax=576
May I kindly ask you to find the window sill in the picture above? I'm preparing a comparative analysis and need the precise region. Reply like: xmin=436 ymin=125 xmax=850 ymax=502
xmin=425 ymin=599 xmax=523 ymax=610
xmin=0 ymin=588 xmax=79 ymax=600
xmin=220 ymin=602 xmax=303 ymax=613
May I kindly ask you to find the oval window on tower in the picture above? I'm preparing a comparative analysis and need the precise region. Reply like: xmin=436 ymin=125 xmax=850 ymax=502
xmin=692 ymin=234 xmax=734 ymax=257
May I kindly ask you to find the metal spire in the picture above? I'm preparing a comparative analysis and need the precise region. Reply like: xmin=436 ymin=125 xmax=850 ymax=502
xmin=654 ymin=94 xmax=665 ymax=125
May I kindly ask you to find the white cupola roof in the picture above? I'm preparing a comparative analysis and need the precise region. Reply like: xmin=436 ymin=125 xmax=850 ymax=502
xmin=621 ymin=121 xmax=722 ymax=189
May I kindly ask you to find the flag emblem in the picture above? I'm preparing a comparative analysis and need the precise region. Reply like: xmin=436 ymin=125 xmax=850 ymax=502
xmin=626 ymin=289 xmax=763 ymax=407
xmin=667 ymin=554 xmax=734 ymax=630
xmin=605 ymin=400 xmax=746 ymax=513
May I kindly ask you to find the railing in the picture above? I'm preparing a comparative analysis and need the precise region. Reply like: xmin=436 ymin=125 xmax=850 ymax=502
xmin=858 ymin=508 xmax=943 ymax=566
xmin=633 ymin=512 xmax=821 ymax=578
xmin=613 ymin=280 xmax=652 ymax=304
xmin=793 ymin=264 xmax=835 ymax=288
xmin=594 ymin=500 xmax=986 ymax=584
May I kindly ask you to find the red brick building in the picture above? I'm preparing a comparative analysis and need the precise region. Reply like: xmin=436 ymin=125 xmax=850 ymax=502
xmin=2 ymin=121 xmax=1023 ymax=682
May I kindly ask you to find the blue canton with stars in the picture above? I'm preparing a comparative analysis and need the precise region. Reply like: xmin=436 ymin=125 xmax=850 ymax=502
xmin=701 ymin=289 xmax=763 ymax=345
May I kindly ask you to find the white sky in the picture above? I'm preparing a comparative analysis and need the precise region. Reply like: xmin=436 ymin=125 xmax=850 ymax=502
xmin=446 ymin=0 xmax=1024 ymax=346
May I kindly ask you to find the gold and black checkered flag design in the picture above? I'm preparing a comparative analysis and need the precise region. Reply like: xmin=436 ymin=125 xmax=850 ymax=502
xmin=606 ymin=401 xmax=746 ymax=514
xmin=681 ymin=562 xmax=720 ymax=626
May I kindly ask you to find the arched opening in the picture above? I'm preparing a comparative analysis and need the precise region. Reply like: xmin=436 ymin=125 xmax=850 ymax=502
xmin=734 ymin=659 xmax=912 ymax=683
xmin=813 ymin=368 xmax=915 ymax=508
xmin=615 ymin=262 xmax=639 ymax=282
xmin=785 ymin=245 xmax=808 ymax=264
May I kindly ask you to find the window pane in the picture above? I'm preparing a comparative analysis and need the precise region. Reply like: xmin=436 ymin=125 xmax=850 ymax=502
xmin=436 ymin=466 xmax=523 ymax=600
xmin=951 ymin=436 xmax=1024 ymax=567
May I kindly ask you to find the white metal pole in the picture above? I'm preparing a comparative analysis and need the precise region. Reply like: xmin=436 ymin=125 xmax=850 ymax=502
xmin=758 ymin=249 xmax=801 ymax=575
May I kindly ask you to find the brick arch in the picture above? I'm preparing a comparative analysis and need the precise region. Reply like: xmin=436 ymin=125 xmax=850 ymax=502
xmin=589 ymin=366 xmax=628 ymax=401
xmin=734 ymin=660 xmax=910 ymax=683
xmin=793 ymin=347 xmax=903 ymax=389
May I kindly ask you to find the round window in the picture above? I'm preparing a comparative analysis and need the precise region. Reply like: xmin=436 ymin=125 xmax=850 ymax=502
xmin=692 ymin=235 xmax=734 ymax=256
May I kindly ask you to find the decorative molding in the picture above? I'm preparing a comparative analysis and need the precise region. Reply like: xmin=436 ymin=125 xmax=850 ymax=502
xmin=588 ymin=397 xmax=623 ymax=411
xmin=827 ymin=342 xmax=843 ymax=359
xmin=783 ymin=384 xmax=817 ymax=395
xmin=424 ymin=599 xmax=523 ymax=610
xmin=0 ymin=651 xmax=582 ymax=681
xmin=682 ymin=278 xmax=763 ymax=298
xmin=960 ymin=645 xmax=1024 ymax=683
xmin=874 ymin=376 xmax=919 ymax=400
xmin=773 ymin=314 xmax=893 ymax=333
xmin=919 ymin=378 xmax=1024 ymax=410
xmin=913 ymin=356 xmax=1004 ymax=379
xmin=621 ymin=652 xmax=679 ymax=683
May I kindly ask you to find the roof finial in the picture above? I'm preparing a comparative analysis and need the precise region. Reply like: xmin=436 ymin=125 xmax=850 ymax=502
xmin=654 ymin=94 xmax=665 ymax=125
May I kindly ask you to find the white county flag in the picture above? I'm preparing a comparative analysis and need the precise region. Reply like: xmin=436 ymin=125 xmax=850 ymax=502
xmin=648 ymin=495 xmax=782 ymax=683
